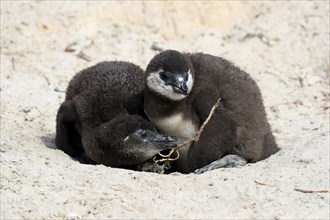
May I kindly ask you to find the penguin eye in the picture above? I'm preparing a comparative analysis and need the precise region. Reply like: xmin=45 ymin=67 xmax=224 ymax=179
xmin=159 ymin=72 xmax=168 ymax=81
xmin=140 ymin=131 xmax=147 ymax=138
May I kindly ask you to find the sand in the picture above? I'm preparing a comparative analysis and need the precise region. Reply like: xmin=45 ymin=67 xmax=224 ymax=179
xmin=1 ymin=1 xmax=329 ymax=219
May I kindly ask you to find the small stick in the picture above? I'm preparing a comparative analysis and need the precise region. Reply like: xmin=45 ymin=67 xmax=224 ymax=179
xmin=254 ymin=180 xmax=267 ymax=186
xmin=64 ymin=42 xmax=77 ymax=52
xmin=77 ymin=51 xmax=91 ymax=62
xmin=11 ymin=57 xmax=15 ymax=71
xmin=155 ymin=98 xmax=221 ymax=167
xmin=254 ymin=180 xmax=277 ymax=187
xmin=294 ymin=188 xmax=329 ymax=193
xmin=173 ymin=98 xmax=221 ymax=151
xmin=42 ymin=75 xmax=51 ymax=86
xmin=151 ymin=43 xmax=166 ymax=52
xmin=158 ymin=148 xmax=175 ymax=158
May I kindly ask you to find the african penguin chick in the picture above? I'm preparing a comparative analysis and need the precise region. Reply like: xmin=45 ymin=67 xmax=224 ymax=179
xmin=55 ymin=61 xmax=178 ymax=168
xmin=144 ymin=50 xmax=279 ymax=174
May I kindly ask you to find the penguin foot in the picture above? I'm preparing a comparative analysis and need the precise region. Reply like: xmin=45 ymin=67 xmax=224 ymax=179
xmin=75 ymin=152 xmax=97 ymax=165
xmin=193 ymin=154 xmax=247 ymax=174
xmin=134 ymin=129 xmax=179 ymax=150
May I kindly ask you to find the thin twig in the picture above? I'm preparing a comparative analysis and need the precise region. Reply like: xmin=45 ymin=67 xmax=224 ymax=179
xmin=173 ymin=98 xmax=221 ymax=151
xmin=11 ymin=57 xmax=15 ymax=71
xmin=254 ymin=181 xmax=328 ymax=193
xmin=154 ymin=98 xmax=221 ymax=167
xmin=42 ymin=75 xmax=51 ymax=86
xmin=151 ymin=43 xmax=166 ymax=52
xmin=158 ymin=148 xmax=175 ymax=157
xmin=294 ymin=188 xmax=329 ymax=193
xmin=254 ymin=180 xmax=277 ymax=187
xmin=64 ymin=42 xmax=77 ymax=52
xmin=76 ymin=51 xmax=91 ymax=62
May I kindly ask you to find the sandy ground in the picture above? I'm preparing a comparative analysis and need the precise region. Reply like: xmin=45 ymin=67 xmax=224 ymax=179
xmin=1 ymin=1 xmax=329 ymax=219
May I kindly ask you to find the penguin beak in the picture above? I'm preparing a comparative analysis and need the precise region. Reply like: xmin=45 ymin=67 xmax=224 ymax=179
xmin=171 ymin=78 xmax=188 ymax=95
xmin=135 ymin=129 xmax=179 ymax=149
xmin=161 ymin=72 xmax=189 ymax=95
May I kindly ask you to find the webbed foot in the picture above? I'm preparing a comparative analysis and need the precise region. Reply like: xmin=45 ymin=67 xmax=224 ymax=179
xmin=194 ymin=154 xmax=247 ymax=174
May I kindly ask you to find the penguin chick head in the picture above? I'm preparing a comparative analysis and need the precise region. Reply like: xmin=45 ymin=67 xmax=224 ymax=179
xmin=146 ymin=50 xmax=194 ymax=101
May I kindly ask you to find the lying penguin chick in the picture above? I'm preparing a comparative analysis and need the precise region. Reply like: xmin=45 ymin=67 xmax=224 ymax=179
xmin=144 ymin=50 xmax=280 ymax=173
xmin=55 ymin=61 xmax=178 ymax=167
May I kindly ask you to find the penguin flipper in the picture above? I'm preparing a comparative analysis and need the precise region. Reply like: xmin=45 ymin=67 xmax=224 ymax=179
xmin=55 ymin=100 xmax=83 ymax=157
xmin=186 ymin=92 xmax=238 ymax=172
xmin=193 ymin=154 xmax=247 ymax=174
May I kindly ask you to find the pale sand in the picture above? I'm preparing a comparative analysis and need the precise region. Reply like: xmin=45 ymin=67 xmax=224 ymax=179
xmin=1 ymin=1 xmax=329 ymax=219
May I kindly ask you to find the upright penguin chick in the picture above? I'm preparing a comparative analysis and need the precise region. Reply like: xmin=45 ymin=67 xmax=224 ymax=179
xmin=55 ymin=61 xmax=178 ymax=168
xmin=144 ymin=50 xmax=279 ymax=173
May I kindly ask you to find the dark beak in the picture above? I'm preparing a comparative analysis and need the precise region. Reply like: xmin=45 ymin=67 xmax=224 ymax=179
xmin=162 ymin=72 xmax=189 ymax=95
xmin=135 ymin=129 xmax=179 ymax=150
xmin=172 ymin=81 xmax=188 ymax=95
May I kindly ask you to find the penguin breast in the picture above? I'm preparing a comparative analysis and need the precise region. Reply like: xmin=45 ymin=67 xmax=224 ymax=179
xmin=150 ymin=113 xmax=198 ymax=140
